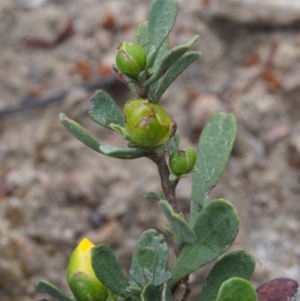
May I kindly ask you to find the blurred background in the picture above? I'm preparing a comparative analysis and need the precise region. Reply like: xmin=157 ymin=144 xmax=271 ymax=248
xmin=0 ymin=0 xmax=300 ymax=300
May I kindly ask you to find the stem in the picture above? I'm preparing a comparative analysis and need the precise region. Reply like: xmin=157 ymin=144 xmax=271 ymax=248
xmin=172 ymin=276 xmax=191 ymax=301
xmin=148 ymin=152 xmax=192 ymax=301
xmin=147 ymin=152 xmax=180 ymax=213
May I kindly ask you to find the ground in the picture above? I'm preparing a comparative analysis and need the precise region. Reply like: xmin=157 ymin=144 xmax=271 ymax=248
xmin=0 ymin=0 xmax=300 ymax=300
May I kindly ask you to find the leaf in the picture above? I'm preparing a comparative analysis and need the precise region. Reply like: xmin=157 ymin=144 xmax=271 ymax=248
xmin=216 ymin=278 xmax=257 ymax=301
xmin=60 ymin=113 xmax=103 ymax=153
xmin=89 ymin=90 xmax=124 ymax=130
xmin=256 ymin=278 xmax=299 ymax=301
xmin=143 ymin=36 xmax=199 ymax=87
xmin=190 ymin=113 xmax=237 ymax=226
xmin=169 ymin=199 xmax=239 ymax=288
xmin=122 ymin=73 xmax=139 ymax=98
xmin=99 ymin=145 xmax=157 ymax=160
xmin=153 ymin=51 xmax=201 ymax=102
xmin=137 ymin=246 xmax=159 ymax=283
xmin=199 ymin=250 xmax=256 ymax=301
xmin=152 ymin=37 xmax=169 ymax=71
xmin=91 ymin=244 xmax=130 ymax=299
xmin=125 ymin=286 xmax=142 ymax=297
xmin=134 ymin=21 xmax=150 ymax=53
xmin=141 ymin=283 xmax=160 ymax=301
xmin=129 ymin=229 xmax=168 ymax=288
xmin=162 ymin=283 xmax=174 ymax=301
xmin=145 ymin=46 xmax=156 ymax=70
xmin=36 ymin=280 xmax=73 ymax=301
xmin=60 ymin=114 xmax=153 ymax=159
xmin=143 ymin=192 xmax=162 ymax=201
xmin=159 ymin=200 xmax=196 ymax=248
xmin=148 ymin=0 xmax=178 ymax=52
xmin=166 ymin=133 xmax=180 ymax=155
xmin=149 ymin=37 xmax=169 ymax=102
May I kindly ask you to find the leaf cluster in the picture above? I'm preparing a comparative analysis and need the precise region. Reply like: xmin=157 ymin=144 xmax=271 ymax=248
xmin=36 ymin=0 xmax=298 ymax=301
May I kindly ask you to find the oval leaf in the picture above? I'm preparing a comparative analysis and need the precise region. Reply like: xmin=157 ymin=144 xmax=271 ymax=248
xmin=89 ymin=90 xmax=124 ymax=130
xmin=190 ymin=113 xmax=237 ymax=226
xmin=143 ymin=35 xmax=199 ymax=87
xmin=37 ymin=280 xmax=73 ymax=301
xmin=137 ymin=246 xmax=159 ymax=283
xmin=91 ymin=244 xmax=130 ymax=298
xmin=169 ymin=199 xmax=239 ymax=288
xmin=134 ymin=21 xmax=150 ymax=53
xmin=256 ymin=278 xmax=299 ymax=301
xmin=217 ymin=278 xmax=257 ymax=301
xmin=153 ymin=51 xmax=200 ymax=102
xmin=166 ymin=133 xmax=180 ymax=155
xmin=129 ymin=229 xmax=168 ymax=288
xmin=149 ymin=37 xmax=169 ymax=101
xmin=148 ymin=0 xmax=178 ymax=52
xmin=60 ymin=113 xmax=103 ymax=153
xmin=159 ymin=200 xmax=196 ymax=248
xmin=199 ymin=250 xmax=256 ymax=301
xmin=141 ymin=283 xmax=160 ymax=301
xmin=162 ymin=283 xmax=174 ymax=301
xmin=99 ymin=145 xmax=154 ymax=160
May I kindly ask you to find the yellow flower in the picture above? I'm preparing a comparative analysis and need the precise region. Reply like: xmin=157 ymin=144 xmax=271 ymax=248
xmin=67 ymin=238 xmax=108 ymax=301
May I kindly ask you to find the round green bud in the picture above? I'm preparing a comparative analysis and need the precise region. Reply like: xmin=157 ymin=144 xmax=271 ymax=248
xmin=169 ymin=147 xmax=197 ymax=176
xmin=116 ymin=42 xmax=146 ymax=77
xmin=67 ymin=238 xmax=108 ymax=301
xmin=124 ymin=98 xmax=177 ymax=147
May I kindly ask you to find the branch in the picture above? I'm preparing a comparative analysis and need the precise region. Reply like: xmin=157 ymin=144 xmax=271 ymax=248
xmin=147 ymin=152 xmax=180 ymax=213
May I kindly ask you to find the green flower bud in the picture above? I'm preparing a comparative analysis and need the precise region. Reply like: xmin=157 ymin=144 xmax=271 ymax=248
xmin=67 ymin=238 xmax=108 ymax=301
xmin=124 ymin=98 xmax=176 ymax=147
xmin=116 ymin=42 xmax=146 ymax=77
xmin=169 ymin=147 xmax=197 ymax=176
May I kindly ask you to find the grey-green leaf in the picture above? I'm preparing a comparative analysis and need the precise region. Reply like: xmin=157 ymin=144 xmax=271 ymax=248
xmin=143 ymin=192 xmax=162 ymax=201
xmin=60 ymin=113 xmax=147 ymax=159
xmin=162 ymin=283 xmax=174 ymax=301
xmin=91 ymin=244 xmax=130 ymax=298
xmin=60 ymin=113 xmax=103 ymax=153
xmin=148 ymin=0 xmax=178 ymax=52
xmin=145 ymin=45 xmax=157 ymax=70
xmin=99 ymin=145 xmax=155 ymax=160
xmin=129 ymin=229 xmax=168 ymax=288
xmin=137 ymin=246 xmax=159 ymax=283
xmin=122 ymin=72 xmax=139 ymax=98
xmin=159 ymin=200 xmax=196 ymax=248
xmin=199 ymin=250 xmax=256 ymax=301
xmin=216 ymin=278 xmax=258 ymax=301
xmin=134 ymin=21 xmax=150 ymax=53
xmin=143 ymin=35 xmax=199 ymax=87
xmin=153 ymin=51 xmax=201 ymax=102
xmin=149 ymin=38 xmax=169 ymax=102
xmin=89 ymin=90 xmax=124 ymax=130
xmin=37 ymin=280 xmax=73 ymax=301
xmin=190 ymin=113 xmax=237 ymax=226
xmin=141 ymin=283 xmax=160 ymax=301
xmin=126 ymin=286 xmax=142 ymax=297
xmin=166 ymin=133 xmax=180 ymax=155
xmin=169 ymin=199 xmax=239 ymax=288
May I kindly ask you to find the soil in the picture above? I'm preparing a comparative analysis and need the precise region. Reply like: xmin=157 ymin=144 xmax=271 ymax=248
xmin=0 ymin=1 xmax=299 ymax=301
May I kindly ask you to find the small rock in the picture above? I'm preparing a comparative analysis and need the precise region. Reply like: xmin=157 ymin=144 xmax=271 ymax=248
xmin=201 ymin=0 xmax=300 ymax=26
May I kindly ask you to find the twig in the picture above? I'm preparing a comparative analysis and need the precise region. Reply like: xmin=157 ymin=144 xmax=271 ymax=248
xmin=0 ymin=76 xmax=119 ymax=118
xmin=147 ymin=152 xmax=180 ymax=213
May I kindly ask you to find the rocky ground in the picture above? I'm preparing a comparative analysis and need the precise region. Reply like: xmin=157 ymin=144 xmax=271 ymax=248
xmin=0 ymin=0 xmax=300 ymax=300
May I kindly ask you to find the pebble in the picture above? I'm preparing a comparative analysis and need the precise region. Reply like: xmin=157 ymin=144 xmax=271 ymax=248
xmin=201 ymin=0 xmax=300 ymax=26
